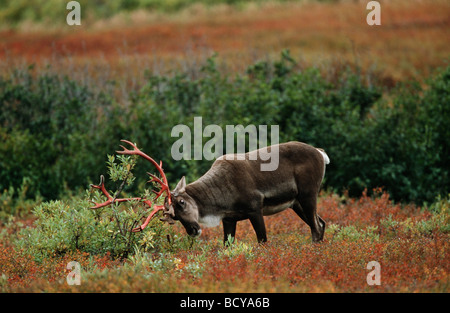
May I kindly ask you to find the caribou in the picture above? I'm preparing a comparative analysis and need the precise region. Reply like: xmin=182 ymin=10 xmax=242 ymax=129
xmin=90 ymin=140 xmax=329 ymax=243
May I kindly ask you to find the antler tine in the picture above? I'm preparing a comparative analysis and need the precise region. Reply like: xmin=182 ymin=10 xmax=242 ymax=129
xmin=131 ymin=204 xmax=166 ymax=232
xmin=147 ymin=172 xmax=165 ymax=186
xmin=90 ymin=175 xmax=111 ymax=199
xmin=117 ymin=140 xmax=166 ymax=177
xmin=90 ymin=175 xmax=142 ymax=210
xmin=118 ymin=139 xmax=138 ymax=150
xmin=89 ymin=175 xmax=112 ymax=209
xmin=116 ymin=139 xmax=171 ymax=196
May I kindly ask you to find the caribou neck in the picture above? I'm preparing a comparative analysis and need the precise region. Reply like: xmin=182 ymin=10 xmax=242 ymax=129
xmin=185 ymin=173 xmax=230 ymax=217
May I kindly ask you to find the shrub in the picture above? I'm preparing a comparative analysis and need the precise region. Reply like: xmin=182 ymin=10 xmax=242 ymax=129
xmin=12 ymin=151 xmax=174 ymax=261
xmin=0 ymin=177 xmax=43 ymax=220
xmin=218 ymin=235 xmax=255 ymax=259
xmin=0 ymin=68 xmax=114 ymax=200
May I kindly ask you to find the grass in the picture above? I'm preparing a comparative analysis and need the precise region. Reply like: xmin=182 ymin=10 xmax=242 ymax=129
xmin=1 ymin=189 xmax=448 ymax=292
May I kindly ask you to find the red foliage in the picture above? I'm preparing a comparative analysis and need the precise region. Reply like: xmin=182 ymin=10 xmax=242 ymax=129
xmin=1 ymin=1 xmax=448 ymax=83
xmin=1 ymin=189 xmax=447 ymax=292
xmin=0 ymin=244 xmax=121 ymax=290
xmin=319 ymin=188 xmax=430 ymax=227
xmin=179 ymin=189 xmax=447 ymax=292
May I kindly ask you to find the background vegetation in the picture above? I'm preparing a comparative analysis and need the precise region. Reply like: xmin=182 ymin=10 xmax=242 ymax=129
xmin=0 ymin=0 xmax=448 ymax=293
xmin=0 ymin=0 xmax=298 ymax=25
xmin=1 ymin=52 xmax=448 ymax=206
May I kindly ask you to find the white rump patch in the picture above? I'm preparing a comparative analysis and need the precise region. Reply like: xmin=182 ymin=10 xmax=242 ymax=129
xmin=317 ymin=149 xmax=330 ymax=165
xmin=198 ymin=215 xmax=222 ymax=228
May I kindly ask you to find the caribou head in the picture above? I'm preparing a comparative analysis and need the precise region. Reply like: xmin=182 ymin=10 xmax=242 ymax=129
xmin=162 ymin=176 xmax=203 ymax=237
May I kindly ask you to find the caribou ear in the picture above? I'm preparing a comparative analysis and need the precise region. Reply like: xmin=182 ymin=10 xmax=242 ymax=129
xmin=174 ymin=176 xmax=186 ymax=193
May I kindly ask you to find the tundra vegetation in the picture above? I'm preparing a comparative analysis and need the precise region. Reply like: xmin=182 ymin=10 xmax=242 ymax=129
xmin=0 ymin=0 xmax=449 ymax=292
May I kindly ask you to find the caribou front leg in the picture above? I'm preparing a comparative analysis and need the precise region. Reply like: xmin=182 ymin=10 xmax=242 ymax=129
xmin=222 ymin=218 xmax=237 ymax=245
xmin=248 ymin=213 xmax=267 ymax=243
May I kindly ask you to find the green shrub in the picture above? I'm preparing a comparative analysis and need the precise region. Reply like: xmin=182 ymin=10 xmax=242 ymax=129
xmin=0 ymin=177 xmax=43 ymax=220
xmin=219 ymin=235 xmax=255 ymax=259
xmin=326 ymin=224 xmax=380 ymax=242
xmin=0 ymin=68 xmax=114 ymax=199
xmin=12 ymin=151 xmax=174 ymax=261
xmin=338 ymin=66 xmax=450 ymax=203
xmin=380 ymin=195 xmax=449 ymax=239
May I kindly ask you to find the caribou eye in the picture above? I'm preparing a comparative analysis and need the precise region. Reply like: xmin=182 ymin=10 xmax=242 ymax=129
xmin=179 ymin=199 xmax=185 ymax=206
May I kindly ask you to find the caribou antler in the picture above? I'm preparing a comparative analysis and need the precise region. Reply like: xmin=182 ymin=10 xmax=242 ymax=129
xmin=90 ymin=139 xmax=172 ymax=232
xmin=90 ymin=174 xmax=146 ymax=209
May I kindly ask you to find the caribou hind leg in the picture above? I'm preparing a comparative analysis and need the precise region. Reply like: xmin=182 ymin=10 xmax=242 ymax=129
xmin=249 ymin=212 xmax=268 ymax=243
xmin=292 ymin=195 xmax=325 ymax=243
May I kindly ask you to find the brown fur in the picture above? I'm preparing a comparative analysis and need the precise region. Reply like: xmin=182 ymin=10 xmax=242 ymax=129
xmin=164 ymin=141 xmax=329 ymax=243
